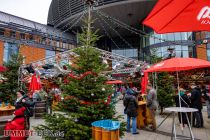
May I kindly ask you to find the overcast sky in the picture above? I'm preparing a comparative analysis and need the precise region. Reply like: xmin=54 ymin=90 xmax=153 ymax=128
xmin=0 ymin=0 xmax=52 ymax=24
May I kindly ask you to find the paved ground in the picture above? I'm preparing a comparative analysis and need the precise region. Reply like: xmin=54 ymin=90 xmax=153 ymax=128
xmin=29 ymin=100 xmax=210 ymax=140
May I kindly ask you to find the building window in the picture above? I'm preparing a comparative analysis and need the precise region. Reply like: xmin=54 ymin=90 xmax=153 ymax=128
xmin=112 ymin=49 xmax=138 ymax=59
xmin=3 ymin=43 xmax=19 ymax=63
xmin=207 ymin=44 xmax=210 ymax=61
xmin=46 ymin=50 xmax=55 ymax=58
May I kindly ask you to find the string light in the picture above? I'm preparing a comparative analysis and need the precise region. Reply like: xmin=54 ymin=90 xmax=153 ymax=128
xmin=96 ymin=10 xmax=134 ymax=49
xmin=96 ymin=14 xmax=120 ymax=49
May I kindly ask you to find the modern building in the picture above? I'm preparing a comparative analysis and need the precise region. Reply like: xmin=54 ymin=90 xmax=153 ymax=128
xmin=0 ymin=11 xmax=76 ymax=65
xmin=0 ymin=0 xmax=208 ymax=66
xmin=47 ymin=0 xmax=204 ymax=62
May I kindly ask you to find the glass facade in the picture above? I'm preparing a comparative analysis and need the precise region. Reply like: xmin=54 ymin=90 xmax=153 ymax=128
xmin=145 ymin=31 xmax=194 ymax=60
xmin=3 ymin=42 xmax=19 ymax=63
xmin=112 ymin=49 xmax=138 ymax=59
xmin=207 ymin=44 xmax=210 ymax=61
xmin=46 ymin=50 xmax=56 ymax=58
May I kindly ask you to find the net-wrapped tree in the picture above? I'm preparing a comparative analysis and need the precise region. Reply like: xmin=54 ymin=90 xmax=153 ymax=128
xmin=35 ymin=16 xmax=125 ymax=140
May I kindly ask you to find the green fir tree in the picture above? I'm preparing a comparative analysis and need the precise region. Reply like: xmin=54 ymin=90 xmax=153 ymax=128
xmin=0 ymin=53 xmax=24 ymax=103
xmin=35 ymin=16 xmax=125 ymax=140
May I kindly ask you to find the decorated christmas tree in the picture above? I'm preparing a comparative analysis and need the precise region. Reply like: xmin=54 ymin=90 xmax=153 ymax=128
xmin=0 ymin=54 xmax=24 ymax=103
xmin=36 ymin=14 xmax=125 ymax=140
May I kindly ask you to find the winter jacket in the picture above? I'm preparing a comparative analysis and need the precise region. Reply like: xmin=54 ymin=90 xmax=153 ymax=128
xmin=202 ymin=88 xmax=210 ymax=101
xmin=15 ymin=95 xmax=35 ymax=117
xmin=123 ymin=94 xmax=138 ymax=117
xmin=146 ymin=88 xmax=158 ymax=110
xmin=190 ymin=87 xmax=202 ymax=110
xmin=4 ymin=107 xmax=26 ymax=140
xmin=175 ymin=94 xmax=190 ymax=107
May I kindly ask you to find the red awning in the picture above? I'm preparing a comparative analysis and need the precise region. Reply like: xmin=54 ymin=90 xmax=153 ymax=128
xmin=143 ymin=0 xmax=210 ymax=33
xmin=144 ymin=58 xmax=210 ymax=73
xmin=141 ymin=58 xmax=210 ymax=93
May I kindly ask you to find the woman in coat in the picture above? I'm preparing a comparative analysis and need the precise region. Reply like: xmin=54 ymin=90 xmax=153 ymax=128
xmin=5 ymin=107 xmax=27 ymax=140
xmin=123 ymin=88 xmax=139 ymax=134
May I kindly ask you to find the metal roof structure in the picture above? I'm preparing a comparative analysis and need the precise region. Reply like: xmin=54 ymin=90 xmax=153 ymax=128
xmin=47 ymin=0 xmax=157 ymax=30
xmin=20 ymin=46 xmax=145 ymax=78
xmin=0 ymin=11 xmax=76 ymax=51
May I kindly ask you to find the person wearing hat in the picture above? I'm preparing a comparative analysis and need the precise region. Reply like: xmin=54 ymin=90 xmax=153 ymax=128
xmin=146 ymin=83 xmax=158 ymax=131
xmin=123 ymin=87 xmax=139 ymax=134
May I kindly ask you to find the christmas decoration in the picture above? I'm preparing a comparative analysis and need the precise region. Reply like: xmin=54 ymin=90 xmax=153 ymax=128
xmin=35 ymin=14 xmax=125 ymax=139
xmin=68 ymin=71 xmax=97 ymax=80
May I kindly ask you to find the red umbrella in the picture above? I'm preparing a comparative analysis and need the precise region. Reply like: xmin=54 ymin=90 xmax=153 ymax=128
xmin=144 ymin=57 xmax=210 ymax=73
xmin=143 ymin=0 xmax=210 ymax=33
xmin=141 ymin=72 xmax=148 ymax=94
xmin=29 ymin=74 xmax=41 ymax=92
xmin=0 ymin=66 xmax=6 ymax=72
xmin=141 ymin=57 xmax=210 ymax=125
xmin=105 ymin=80 xmax=124 ymax=84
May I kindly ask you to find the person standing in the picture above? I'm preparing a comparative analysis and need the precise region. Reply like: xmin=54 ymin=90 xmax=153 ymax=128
xmin=190 ymin=83 xmax=203 ymax=128
xmin=146 ymin=84 xmax=158 ymax=131
xmin=123 ymin=88 xmax=139 ymax=134
xmin=175 ymin=88 xmax=190 ymax=127
xmin=15 ymin=90 xmax=35 ymax=131
xmin=201 ymin=85 xmax=210 ymax=119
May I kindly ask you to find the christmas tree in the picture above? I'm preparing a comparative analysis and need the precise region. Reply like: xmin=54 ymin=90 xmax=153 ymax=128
xmin=0 ymin=54 xmax=24 ymax=103
xmin=36 ymin=15 xmax=125 ymax=140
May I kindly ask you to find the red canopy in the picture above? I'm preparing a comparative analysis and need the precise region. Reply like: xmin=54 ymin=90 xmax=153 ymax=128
xmin=144 ymin=58 xmax=210 ymax=73
xmin=141 ymin=58 xmax=210 ymax=93
xmin=143 ymin=0 xmax=210 ymax=33
xmin=0 ymin=66 xmax=6 ymax=72
xmin=105 ymin=80 xmax=124 ymax=84
xmin=29 ymin=74 xmax=41 ymax=92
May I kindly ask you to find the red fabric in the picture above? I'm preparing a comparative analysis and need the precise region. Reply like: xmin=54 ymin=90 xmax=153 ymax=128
xmin=4 ymin=107 xmax=26 ymax=140
xmin=142 ymin=58 xmax=210 ymax=90
xmin=143 ymin=0 xmax=210 ymax=33
xmin=105 ymin=80 xmax=124 ymax=84
xmin=14 ymin=107 xmax=26 ymax=116
xmin=141 ymin=72 xmax=148 ymax=94
xmin=68 ymin=71 xmax=97 ymax=80
xmin=29 ymin=74 xmax=41 ymax=92
xmin=0 ymin=66 xmax=6 ymax=72
xmin=145 ymin=58 xmax=210 ymax=73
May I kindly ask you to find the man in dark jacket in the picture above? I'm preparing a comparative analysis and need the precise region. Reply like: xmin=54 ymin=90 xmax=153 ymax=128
xmin=123 ymin=88 xmax=139 ymax=134
xmin=190 ymin=83 xmax=203 ymax=128
xmin=201 ymin=85 xmax=210 ymax=118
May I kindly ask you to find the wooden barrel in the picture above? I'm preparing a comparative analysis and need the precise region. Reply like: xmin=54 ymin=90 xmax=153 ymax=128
xmin=34 ymin=101 xmax=47 ymax=119
xmin=0 ymin=116 xmax=13 ymax=140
